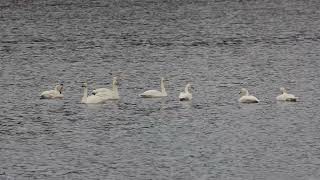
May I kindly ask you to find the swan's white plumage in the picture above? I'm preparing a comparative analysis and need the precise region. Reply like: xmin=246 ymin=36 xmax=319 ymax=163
xmin=140 ymin=90 xmax=164 ymax=97
xmin=239 ymin=88 xmax=259 ymax=103
xmin=81 ymin=82 xmax=108 ymax=104
xmin=179 ymin=83 xmax=192 ymax=101
xmin=40 ymin=84 xmax=64 ymax=99
xmin=92 ymin=88 xmax=113 ymax=95
xmin=276 ymin=87 xmax=297 ymax=101
xmin=93 ymin=77 xmax=120 ymax=100
xmin=140 ymin=77 xmax=167 ymax=98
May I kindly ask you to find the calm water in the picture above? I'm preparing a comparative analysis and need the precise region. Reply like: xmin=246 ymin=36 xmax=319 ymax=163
xmin=1 ymin=0 xmax=320 ymax=179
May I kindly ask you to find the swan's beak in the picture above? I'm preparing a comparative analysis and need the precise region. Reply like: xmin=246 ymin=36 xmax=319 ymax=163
xmin=92 ymin=92 xmax=96 ymax=95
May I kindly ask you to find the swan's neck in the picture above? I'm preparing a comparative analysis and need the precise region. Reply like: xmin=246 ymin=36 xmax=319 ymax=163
xmin=82 ymin=86 xmax=88 ymax=103
xmin=241 ymin=90 xmax=249 ymax=97
xmin=184 ymin=84 xmax=190 ymax=93
xmin=161 ymin=79 xmax=166 ymax=94
xmin=280 ymin=88 xmax=288 ymax=94
xmin=54 ymin=85 xmax=60 ymax=92
xmin=112 ymin=84 xmax=119 ymax=97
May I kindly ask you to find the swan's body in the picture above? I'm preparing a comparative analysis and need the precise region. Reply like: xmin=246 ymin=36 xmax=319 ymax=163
xmin=239 ymin=88 xmax=259 ymax=103
xmin=140 ymin=77 xmax=167 ymax=98
xmin=92 ymin=77 xmax=120 ymax=100
xmin=92 ymin=88 xmax=113 ymax=96
xmin=40 ymin=84 xmax=64 ymax=99
xmin=81 ymin=83 xmax=108 ymax=104
xmin=179 ymin=83 xmax=192 ymax=101
xmin=276 ymin=87 xmax=297 ymax=102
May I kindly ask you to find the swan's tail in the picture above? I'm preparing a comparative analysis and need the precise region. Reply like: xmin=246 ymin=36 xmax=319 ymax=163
xmin=287 ymin=98 xmax=297 ymax=102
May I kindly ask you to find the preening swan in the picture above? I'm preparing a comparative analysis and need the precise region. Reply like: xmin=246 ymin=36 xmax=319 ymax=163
xmin=40 ymin=84 xmax=64 ymax=99
xmin=139 ymin=77 xmax=167 ymax=98
xmin=92 ymin=77 xmax=120 ymax=100
xmin=179 ymin=83 xmax=192 ymax=101
xmin=239 ymin=88 xmax=259 ymax=103
xmin=276 ymin=87 xmax=297 ymax=102
xmin=81 ymin=82 xmax=108 ymax=104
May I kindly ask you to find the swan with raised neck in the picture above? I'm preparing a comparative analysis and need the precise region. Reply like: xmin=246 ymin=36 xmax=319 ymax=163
xmin=179 ymin=83 xmax=192 ymax=101
xmin=81 ymin=82 xmax=108 ymax=104
xmin=139 ymin=77 xmax=167 ymax=98
xmin=276 ymin=87 xmax=297 ymax=101
xmin=92 ymin=77 xmax=120 ymax=100
xmin=239 ymin=88 xmax=259 ymax=103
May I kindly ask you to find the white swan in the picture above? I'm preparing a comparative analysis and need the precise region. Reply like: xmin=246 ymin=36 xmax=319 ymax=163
xmin=40 ymin=84 xmax=64 ymax=99
xmin=139 ymin=77 xmax=167 ymax=98
xmin=81 ymin=82 xmax=108 ymax=104
xmin=92 ymin=77 xmax=120 ymax=100
xmin=276 ymin=87 xmax=297 ymax=102
xmin=239 ymin=88 xmax=259 ymax=103
xmin=92 ymin=77 xmax=117 ymax=95
xmin=179 ymin=83 xmax=192 ymax=101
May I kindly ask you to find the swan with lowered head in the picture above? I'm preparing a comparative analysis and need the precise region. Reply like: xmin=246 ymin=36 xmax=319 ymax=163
xmin=40 ymin=83 xmax=64 ymax=99
xmin=276 ymin=87 xmax=297 ymax=102
xmin=139 ymin=77 xmax=167 ymax=98
xmin=179 ymin=83 xmax=192 ymax=101
xmin=239 ymin=88 xmax=259 ymax=103
xmin=92 ymin=77 xmax=120 ymax=100
xmin=81 ymin=82 xmax=108 ymax=104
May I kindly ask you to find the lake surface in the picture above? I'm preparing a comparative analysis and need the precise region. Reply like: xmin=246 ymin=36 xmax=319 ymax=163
xmin=1 ymin=0 xmax=320 ymax=179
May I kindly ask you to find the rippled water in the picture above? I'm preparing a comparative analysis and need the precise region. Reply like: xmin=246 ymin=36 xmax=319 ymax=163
xmin=1 ymin=0 xmax=320 ymax=179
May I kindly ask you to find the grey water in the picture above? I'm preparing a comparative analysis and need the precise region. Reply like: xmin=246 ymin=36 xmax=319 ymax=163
xmin=1 ymin=0 xmax=320 ymax=179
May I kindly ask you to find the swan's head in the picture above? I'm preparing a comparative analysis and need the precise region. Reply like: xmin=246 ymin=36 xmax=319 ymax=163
xmin=113 ymin=77 xmax=119 ymax=86
xmin=186 ymin=83 xmax=193 ymax=90
xmin=280 ymin=87 xmax=287 ymax=94
xmin=58 ymin=85 xmax=63 ymax=94
xmin=81 ymin=82 xmax=88 ymax=88
xmin=161 ymin=77 xmax=169 ymax=83
xmin=239 ymin=88 xmax=249 ymax=96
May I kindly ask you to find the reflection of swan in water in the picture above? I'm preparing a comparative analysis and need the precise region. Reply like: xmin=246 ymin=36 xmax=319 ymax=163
xmin=239 ymin=88 xmax=259 ymax=103
xmin=92 ymin=77 xmax=120 ymax=100
xmin=179 ymin=83 xmax=192 ymax=101
xmin=40 ymin=83 xmax=64 ymax=99
xmin=139 ymin=77 xmax=167 ymax=98
xmin=276 ymin=87 xmax=297 ymax=102
xmin=81 ymin=82 xmax=108 ymax=104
